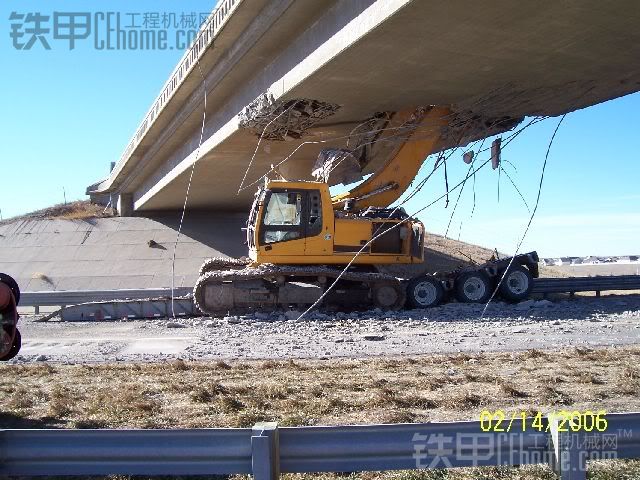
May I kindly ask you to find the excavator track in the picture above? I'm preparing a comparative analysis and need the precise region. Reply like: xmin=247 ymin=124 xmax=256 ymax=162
xmin=193 ymin=263 xmax=405 ymax=315
xmin=198 ymin=257 xmax=252 ymax=276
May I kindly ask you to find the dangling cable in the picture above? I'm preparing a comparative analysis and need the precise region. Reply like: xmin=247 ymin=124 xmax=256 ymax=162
xmin=171 ymin=55 xmax=208 ymax=318
xmin=481 ymin=114 xmax=567 ymax=318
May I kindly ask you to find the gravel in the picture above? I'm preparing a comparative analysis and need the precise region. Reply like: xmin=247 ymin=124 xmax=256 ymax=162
xmin=10 ymin=295 xmax=640 ymax=364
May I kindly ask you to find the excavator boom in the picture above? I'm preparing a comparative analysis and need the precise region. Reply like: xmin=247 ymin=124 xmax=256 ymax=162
xmin=330 ymin=106 xmax=450 ymax=211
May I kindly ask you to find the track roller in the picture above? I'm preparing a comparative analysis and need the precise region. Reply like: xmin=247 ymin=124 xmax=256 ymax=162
xmin=372 ymin=280 xmax=406 ymax=310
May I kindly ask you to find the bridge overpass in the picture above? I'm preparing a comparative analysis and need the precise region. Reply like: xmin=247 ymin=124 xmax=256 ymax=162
xmin=88 ymin=0 xmax=640 ymax=216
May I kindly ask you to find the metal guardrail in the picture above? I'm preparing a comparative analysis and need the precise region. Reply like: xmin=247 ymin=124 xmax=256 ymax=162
xmin=1 ymin=428 xmax=252 ymax=477
xmin=20 ymin=288 xmax=192 ymax=307
xmin=19 ymin=288 xmax=195 ymax=321
xmin=0 ymin=414 xmax=638 ymax=479
xmin=533 ymin=275 xmax=640 ymax=295
xmin=55 ymin=296 xmax=197 ymax=321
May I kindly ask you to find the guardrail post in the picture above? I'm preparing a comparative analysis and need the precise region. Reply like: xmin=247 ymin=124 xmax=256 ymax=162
xmin=252 ymin=422 xmax=279 ymax=480
xmin=547 ymin=415 xmax=586 ymax=480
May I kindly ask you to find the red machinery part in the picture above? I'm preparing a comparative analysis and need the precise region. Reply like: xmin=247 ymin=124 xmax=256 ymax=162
xmin=0 ymin=275 xmax=21 ymax=361
xmin=0 ymin=282 xmax=11 ymax=310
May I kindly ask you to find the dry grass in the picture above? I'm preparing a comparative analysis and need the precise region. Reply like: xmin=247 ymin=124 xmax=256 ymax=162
xmin=1 ymin=346 xmax=639 ymax=429
xmin=2 ymin=346 xmax=640 ymax=478
xmin=0 ymin=200 xmax=113 ymax=225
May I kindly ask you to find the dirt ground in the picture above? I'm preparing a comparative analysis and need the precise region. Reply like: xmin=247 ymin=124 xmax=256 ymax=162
xmin=4 ymin=295 xmax=640 ymax=479
xmin=0 ymin=200 xmax=113 ymax=226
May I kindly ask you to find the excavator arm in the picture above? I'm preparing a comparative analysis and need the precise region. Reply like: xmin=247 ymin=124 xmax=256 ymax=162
xmin=330 ymin=105 xmax=451 ymax=211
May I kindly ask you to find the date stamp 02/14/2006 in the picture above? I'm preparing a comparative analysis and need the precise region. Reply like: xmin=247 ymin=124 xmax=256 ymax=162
xmin=479 ymin=410 xmax=609 ymax=433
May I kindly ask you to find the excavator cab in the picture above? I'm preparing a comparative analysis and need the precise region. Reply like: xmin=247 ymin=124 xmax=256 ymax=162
xmin=247 ymin=182 xmax=330 ymax=262
xmin=246 ymin=180 xmax=425 ymax=266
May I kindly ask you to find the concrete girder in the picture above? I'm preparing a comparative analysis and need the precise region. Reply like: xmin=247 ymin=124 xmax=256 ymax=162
xmin=90 ymin=0 xmax=640 ymax=214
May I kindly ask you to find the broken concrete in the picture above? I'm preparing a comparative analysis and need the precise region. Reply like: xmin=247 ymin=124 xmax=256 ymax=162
xmin=239 ymin=93 xmax=341 ymax=140
xmin=312 ymin=148 xmax=363 ymax=185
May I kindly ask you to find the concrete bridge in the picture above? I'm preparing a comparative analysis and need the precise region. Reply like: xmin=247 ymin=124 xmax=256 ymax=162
xmin=88 ymin=0 xmax=640 ymax=216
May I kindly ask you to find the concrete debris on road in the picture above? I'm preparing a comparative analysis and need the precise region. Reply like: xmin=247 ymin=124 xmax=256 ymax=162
xmin=362 ymin=334 xmax=386 ymax=341
xmin=9 ymin=296 xmax=640 ymax=364
xmin=165 ymin=322 xmax=187 ymax=329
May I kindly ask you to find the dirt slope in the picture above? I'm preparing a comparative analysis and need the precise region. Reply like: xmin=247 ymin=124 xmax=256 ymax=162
xmin=0 ymin=201 xmax=113 ymax=226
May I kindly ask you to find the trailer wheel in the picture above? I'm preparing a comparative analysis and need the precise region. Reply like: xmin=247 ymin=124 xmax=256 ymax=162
xmin=498 ymin=265 xmax=533 ymax=302
xmin=0 ymin=328 xmax=21 ymax=361
xmin=454 ymin=271 xmax=493 ymax=303
xmin=406 ymin=276 xmax=444 ymax=308
xmin=372 ymin=281 xmax=406 ymax=311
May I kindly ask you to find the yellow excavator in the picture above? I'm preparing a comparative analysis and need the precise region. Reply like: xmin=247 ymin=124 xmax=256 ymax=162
xmin=193 ymin=106 xmax=539 ymax=314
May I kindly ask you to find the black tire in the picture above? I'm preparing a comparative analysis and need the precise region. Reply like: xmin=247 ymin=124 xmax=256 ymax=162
xmin=454 ymin=271 xmax=493 ymax=303
xmin=406 ymin=275 xmax=444 ymax=308
xmin=498 ymin=264 xmax=533 ymax=302
xmin=372 ymin=281 xmax=406 ymax=311
xmin=0 ymin=273 xmax=20 ymax=305
xmin=0 ymin=328 xmax=21 ymax=361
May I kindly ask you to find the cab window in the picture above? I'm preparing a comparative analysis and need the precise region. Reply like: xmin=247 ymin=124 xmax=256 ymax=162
xmin=264 ymin=192 xmax=302 ymax=226
xmin=262 ymin=192 xmax=302 ymax=244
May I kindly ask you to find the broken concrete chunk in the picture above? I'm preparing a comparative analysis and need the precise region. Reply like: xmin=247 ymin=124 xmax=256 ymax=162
xmin=239 ymin=93 xmax=340 ymax=141
xmin=166 ymin=321 xmax=186 ymax=328
xmin=362 ymin=334 xmax=386 ymax=341
xmin=515 ymin=299 xmax=535 ymax=311
xmin=312 ymin=148 xmax=363 ymax=185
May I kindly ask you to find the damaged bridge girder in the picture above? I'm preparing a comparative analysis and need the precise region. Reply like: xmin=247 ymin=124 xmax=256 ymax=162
xmin=89 ymin=0 xmax=640 ymax=214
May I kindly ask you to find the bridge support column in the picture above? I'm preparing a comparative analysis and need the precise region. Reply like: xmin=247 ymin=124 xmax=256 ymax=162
xmin=117 ymin=193 xmax=134 ymax=217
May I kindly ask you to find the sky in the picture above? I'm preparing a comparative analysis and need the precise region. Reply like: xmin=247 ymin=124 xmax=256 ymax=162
xmin=0 ymin=1 xmax=638 ymax=258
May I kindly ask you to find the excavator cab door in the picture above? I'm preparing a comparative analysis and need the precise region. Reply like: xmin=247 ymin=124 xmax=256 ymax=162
xmin=257 ymin=189 xmax=307 ymax=256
